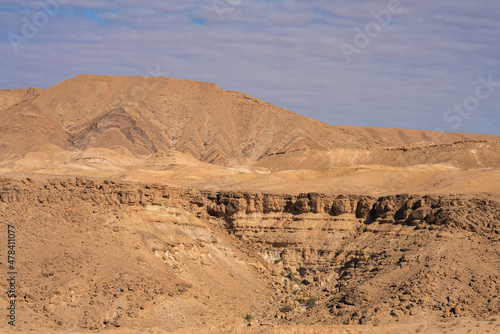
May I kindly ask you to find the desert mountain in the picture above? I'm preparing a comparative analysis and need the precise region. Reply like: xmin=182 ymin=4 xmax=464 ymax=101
xmin=0 ymin=76 xmax=499 ymax=333
xmin=1 ymin=74 xmax=499 ymax=165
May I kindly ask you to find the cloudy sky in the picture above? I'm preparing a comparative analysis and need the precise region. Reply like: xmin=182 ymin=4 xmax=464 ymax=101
xmin=1 ymin=0 xmax=499 ymax=135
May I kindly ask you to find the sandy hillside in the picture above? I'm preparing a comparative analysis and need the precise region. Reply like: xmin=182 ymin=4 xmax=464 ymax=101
xmin=1 ymin=74 xmax=499 ymax=161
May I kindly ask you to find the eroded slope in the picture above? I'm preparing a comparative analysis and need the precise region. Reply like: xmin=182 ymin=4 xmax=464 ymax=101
xmin=2 ymin=74 xmax=500 ymax=165
xmin=0 ymin=177 xmax=498 ymax=332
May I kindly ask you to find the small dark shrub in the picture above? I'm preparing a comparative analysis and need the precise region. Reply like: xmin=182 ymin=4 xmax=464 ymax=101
xmin=305 ymin=297 xmax=317 ymax=309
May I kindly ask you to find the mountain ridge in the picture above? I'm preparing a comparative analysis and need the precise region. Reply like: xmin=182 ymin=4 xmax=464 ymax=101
xmin=1 ymin=74 xmax=499 ymax=165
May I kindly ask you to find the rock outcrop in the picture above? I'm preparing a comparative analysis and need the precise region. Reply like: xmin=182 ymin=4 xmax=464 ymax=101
xmin=0 ymin=176 xmax=498 ymax=330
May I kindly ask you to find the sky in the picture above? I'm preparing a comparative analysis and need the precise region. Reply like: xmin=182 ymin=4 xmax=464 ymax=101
xmin=1 ymin=0 xmax=499 ymax=135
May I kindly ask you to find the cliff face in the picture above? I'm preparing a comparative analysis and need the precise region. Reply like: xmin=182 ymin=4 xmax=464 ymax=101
xmin=2 ymin=177 xmax=496 ymax=236
xmin=0 ymin=177 xmax=498 ymax=330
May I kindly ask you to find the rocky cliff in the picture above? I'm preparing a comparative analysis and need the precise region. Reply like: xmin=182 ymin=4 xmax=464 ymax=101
xmin=0 ymin=177 xmax=498 ymax=330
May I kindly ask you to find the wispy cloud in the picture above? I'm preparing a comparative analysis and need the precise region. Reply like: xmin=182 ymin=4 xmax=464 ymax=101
xmin=0 ymin=0 xmax=499 ymax=135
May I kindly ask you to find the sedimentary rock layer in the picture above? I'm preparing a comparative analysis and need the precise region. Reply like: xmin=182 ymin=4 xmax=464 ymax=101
xmin=0 ymin=177 xmax=498 ymax=330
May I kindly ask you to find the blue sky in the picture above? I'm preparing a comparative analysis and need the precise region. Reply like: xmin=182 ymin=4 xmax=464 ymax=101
xmin=1 ymin=0 xmax=499 ymax=135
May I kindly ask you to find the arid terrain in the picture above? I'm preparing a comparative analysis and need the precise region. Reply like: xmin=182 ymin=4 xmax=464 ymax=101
xmin=0 ymin=75 xmax=498 ymax=333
